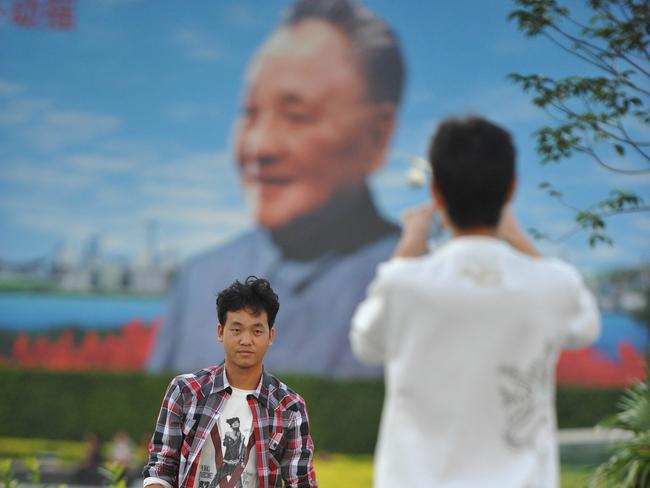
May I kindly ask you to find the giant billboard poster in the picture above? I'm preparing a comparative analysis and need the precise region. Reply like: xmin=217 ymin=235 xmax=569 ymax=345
xmin=1 ymin=0 xmax=648 ymax=385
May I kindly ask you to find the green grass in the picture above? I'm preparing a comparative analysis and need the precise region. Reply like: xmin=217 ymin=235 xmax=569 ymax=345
xmin=0 ymin=437 xmax=86 ymax=461
xmin=314 ymin=456 xmax=593 ymax=488
xmin=314 ymin=454 xmax=374 ymax=488
xmin=560 ymin=465 xmax=594 ymax=488
xmin=0 ymin=437 xmax=594 ymax=487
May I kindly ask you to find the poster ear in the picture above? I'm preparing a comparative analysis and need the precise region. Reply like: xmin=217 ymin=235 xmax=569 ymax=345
xmin=365 ymin=103 xmax=397 ymax=173
xmin=372 ymin=103 xmax=396 ymax=143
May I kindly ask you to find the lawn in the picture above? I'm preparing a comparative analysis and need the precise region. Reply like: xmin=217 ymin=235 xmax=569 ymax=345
xmin=0 ymin=437 xmax=595 ymax=487
xmin=314 ymin=454 xmax=593 ymax=488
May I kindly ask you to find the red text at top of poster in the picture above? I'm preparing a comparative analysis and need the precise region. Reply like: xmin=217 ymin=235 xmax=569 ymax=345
xmin=2 ymin=0 xmax=74 ymax=30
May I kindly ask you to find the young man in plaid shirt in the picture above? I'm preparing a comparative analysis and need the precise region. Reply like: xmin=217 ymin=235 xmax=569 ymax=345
xmin=143 ymin=277 xmax=317 ymax=488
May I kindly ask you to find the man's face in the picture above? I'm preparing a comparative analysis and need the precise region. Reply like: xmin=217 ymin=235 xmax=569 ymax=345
xmin=218 ymin=308 xmax=275 ymax=371
xmin=234 ymin=20 xmax=392 ymax=228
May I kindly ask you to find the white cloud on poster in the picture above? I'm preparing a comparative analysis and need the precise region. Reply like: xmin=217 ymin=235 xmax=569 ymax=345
xmin=173 ymin=27 xmax=223 ymax=62
xmin=633 ymin=215 xmax=650 ymax=232
xmin=0 ymin=98 xmax=52 ymax=125
xmin=1 ymin=139 xmax=247 ymax=260
xmin=66 ymin=154 xmax=137 ymax=173
xmin=165 ymin=101 xmax=221 ymax=124
xmin=34 ymin=109 xmax=119 ymax=148
xmin=0 ymin=79 xmax=26 ymax=97
xmin=0 ymin=162 xmax=96 ymax=190
xmin=490 ymin=39 xmax=528 ymax=55
xmin=440 ymin=82 xmax=546 ymax=126
xmin=223 ymin=3 xmax=268 ymax=30
xmin=2 ymin=100 xmax=120 ymax=151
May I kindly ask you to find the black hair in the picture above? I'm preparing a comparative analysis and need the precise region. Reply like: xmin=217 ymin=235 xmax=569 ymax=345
xmin=216 ymin=276 xmax=280 ymax=329
xmin=282 ymin=0 xmax=405 ymax=105
xmin=428 ymin=116 xmax=516 ymax=229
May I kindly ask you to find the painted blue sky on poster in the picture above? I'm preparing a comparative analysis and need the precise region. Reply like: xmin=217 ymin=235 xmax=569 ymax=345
xmin=1 ymin=0 xmax=648 ymax=273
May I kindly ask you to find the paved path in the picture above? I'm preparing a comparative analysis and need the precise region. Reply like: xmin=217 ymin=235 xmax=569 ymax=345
xmin=558 ymin=427 xmax=633 ymax=445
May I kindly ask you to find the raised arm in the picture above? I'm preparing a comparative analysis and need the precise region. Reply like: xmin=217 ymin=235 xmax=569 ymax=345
xmin=392 ymin=202 xmax=437 ymax=258
xmin=497 ymin=205 xmax=540 ymax=257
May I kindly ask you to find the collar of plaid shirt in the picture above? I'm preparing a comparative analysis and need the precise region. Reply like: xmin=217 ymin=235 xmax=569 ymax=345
xmin=177 ymin=362 xmax=308 ymax=488
xmin=208 ymin=362 xmax=279 ymax=410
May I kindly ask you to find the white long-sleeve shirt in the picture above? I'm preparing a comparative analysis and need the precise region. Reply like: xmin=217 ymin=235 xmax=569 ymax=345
xmin=350 ymin=236 xmax=600 ymax=488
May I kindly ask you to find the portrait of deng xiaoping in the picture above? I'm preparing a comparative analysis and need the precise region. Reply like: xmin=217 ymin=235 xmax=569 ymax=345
xmin=148 ymin=0 xmax=405 ymax=376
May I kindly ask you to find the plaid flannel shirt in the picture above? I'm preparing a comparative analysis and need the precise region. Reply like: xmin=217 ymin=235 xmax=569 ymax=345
xmin=143 ymin=362 xmax=317 ymax=488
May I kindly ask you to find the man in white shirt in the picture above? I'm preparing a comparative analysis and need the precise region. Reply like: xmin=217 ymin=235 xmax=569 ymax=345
xmin=350 ymin=116 xmax=601 ymax=488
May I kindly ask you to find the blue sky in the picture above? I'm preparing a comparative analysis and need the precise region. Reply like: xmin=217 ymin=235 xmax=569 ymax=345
xmin=1 ymin=0 xmax=648 ymax=273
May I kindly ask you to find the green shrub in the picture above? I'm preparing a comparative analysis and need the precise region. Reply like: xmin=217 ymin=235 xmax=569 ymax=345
xmin=0 ymin=368 xmax=623 ymax=454
xmin=0 ymin=368 xmax=172 ymax=443
xmin=556 ymin=386 xmax=625 ymax=428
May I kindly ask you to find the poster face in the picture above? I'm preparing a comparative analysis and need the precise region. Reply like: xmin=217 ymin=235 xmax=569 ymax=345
xmin=1 ymin=0 xmax=648 ymax=384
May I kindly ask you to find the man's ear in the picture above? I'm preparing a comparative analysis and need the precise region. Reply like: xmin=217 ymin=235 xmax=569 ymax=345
xmin=505 ymin=177 xmax=517 ymax=203
xmin=431 ymin=181 xmax=445 ymax=208
xmin=217 ymin=323 xmax=224 ymax=342
xmin=269 ymin=327 xmax=275 ymax=345
xmin=431 ymin=181 xmax=452 ymax=230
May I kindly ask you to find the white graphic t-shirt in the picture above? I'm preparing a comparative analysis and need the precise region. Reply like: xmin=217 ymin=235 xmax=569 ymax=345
xmin=193 ymin=388 xmax=258 ymax=488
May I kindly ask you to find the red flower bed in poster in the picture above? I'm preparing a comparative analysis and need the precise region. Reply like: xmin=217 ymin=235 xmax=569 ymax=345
xmin=5 ymin=319 xmax=160 ymax=371
xmin=2 ymin=324 xmax=647 ymax=387
xmin=556 ymin=342 xmax=647 ymax=388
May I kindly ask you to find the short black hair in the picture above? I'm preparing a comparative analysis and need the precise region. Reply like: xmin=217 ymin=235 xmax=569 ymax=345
xmin=216 ymin=276 xmax=280 ymax=329
xmin=428 ymin=116 xmax=515 ymax=229
xmin=282 ymin=0 xmax=405 ymax=105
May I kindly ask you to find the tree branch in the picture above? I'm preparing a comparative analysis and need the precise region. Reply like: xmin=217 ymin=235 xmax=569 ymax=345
xmin=549 ymin=15 xmax=650 ymax=81
xmin=602 ymin=1 xmax=650 ymax=64
xmin=595 ymin=116 xmax=650 ymax=147
xmin=552 ymin=205 xmax=650 ymax=243
xmin=541 ymin=31 xmax=616 ymax=75
xmin=612 ymin=119 xmax=650 ymax=161
xmin=578 ymin=144 xmax=650 ymax=174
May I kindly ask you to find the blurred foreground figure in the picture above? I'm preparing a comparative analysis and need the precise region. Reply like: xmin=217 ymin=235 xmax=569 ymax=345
xmin=148 ymin=0 xmax=404 ymax=376
xmin=144 ymin=277 xmax=317 ymax=488
xmin=351 ymin=117 xmax=601 ymax=487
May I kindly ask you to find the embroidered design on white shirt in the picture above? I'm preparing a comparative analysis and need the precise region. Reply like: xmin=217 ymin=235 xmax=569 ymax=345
xmin=497 ymin=343 xmax=555 ymax=449
xmin=459 ymin=264 xmax=502 ymax=287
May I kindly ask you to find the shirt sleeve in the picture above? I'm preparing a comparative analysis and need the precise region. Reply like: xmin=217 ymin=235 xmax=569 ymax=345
xmin=349 ymin=261 xmax=395 ymax=364
xmin=280 ymin=401 xmax=318 ymax=487
xmin=553 ymin=259 xmax=601 ymax=349
xmin=142 ymin=377 xmax=184 ymax=487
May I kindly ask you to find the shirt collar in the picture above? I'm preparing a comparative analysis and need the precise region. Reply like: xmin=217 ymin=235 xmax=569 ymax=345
xmin=211 ymin=362 xmax=273 ymax=410
xmin=443 ymin=235 xmax=510 ymax=251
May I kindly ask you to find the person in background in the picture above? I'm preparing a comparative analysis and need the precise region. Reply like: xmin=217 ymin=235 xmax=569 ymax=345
xmin=148 ymin=0 xmax=405 ymax=377
xmin=350 ymin=116 xmax=601 ymax=487
xmin=75 ymin=431 xmax=103 ymax=485
xmin=110 ymin=430 xmax=135 ymax=468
